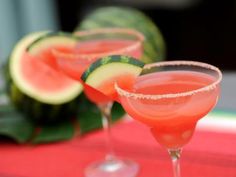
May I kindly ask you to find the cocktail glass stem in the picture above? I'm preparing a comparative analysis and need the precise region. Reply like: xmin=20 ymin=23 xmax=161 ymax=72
xmin=98 ymin=102 xmax=115 ymax=160
xmin=168 ymin=148 xmax=182 ymax=177
xmin=85 ymin=101 xmax=139 ymax=176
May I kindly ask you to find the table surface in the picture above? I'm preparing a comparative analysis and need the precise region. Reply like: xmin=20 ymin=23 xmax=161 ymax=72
xmin=0 ymin=119 xmax=235 ymax=177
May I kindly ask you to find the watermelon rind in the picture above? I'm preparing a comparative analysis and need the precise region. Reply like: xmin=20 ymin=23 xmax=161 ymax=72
xmin=77 ymin=6 xmax=166 ymax=63
xmin=27 ymin=32 xmax=79 ymax=55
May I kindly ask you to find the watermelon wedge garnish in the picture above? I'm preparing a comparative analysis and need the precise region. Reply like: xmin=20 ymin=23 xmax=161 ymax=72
xmin=81 ymin=55 xmax=144 ymax=103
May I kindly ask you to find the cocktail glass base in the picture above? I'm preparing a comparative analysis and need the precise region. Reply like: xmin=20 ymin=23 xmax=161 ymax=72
xmin=85 ymin=157 xmax=139 ymax=177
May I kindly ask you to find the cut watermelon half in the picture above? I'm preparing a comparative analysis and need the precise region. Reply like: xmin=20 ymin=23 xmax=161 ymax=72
xmin=81 ymin=55 xmax=144 ymax=103
xmin=9 ymin=31 xmax=83 ymax=104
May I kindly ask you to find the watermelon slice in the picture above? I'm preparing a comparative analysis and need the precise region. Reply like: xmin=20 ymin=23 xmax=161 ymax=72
xmin=6 ymin=32 xmax=83 ymax=123
xmin=81 ymin=55 xmax=144 ymax=103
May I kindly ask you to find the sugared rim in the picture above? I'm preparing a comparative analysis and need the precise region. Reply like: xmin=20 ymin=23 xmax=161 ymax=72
xmin=115 ymin=60 xmax=223 ymax=100
xmin=53 ymin=28 xmax=145 ymax=61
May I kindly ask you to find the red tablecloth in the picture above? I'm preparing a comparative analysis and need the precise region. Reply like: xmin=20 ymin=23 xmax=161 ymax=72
xmin=0 ymin=121 xmax=236 ymax=177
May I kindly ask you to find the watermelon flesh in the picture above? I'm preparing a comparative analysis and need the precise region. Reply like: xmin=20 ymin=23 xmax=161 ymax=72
xmin=84 ymin=73 xmax=137 ymax=103
xmin=7 ymin=32 xmax=83 ymax=123
xmin=36 ymin=46 xmax=74 ymax=70
xmin=21 ymin=52 xmax=78 ymax=93
xmin=83 ymin=84 xmax=111 ymax=104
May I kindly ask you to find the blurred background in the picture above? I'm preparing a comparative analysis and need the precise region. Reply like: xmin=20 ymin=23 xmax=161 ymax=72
xmin=1 ymin=0 xmax=235 ymax=69
xmin=0 ymin=0 xmax=235 ymax=109
xmin=58 ymin=0 xmax=236 ymax=71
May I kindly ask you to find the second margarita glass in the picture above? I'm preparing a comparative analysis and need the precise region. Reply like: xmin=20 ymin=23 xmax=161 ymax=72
xmin=53 ymin=28 xmax=144 ymax=177
xmin=116 ymin=60 xmax=222 ymax=177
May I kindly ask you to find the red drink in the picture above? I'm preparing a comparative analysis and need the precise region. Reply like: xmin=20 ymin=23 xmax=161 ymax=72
xmin=124 ymin=71 xmax=219 ymax=148
xmin=53 ymin=29 xmax=144 ymax=177
xmin=55 ymin=31 xmax=143 ymax=104
xmin=57 ymin=39 xmax=142 ymax=82
xmin=116 ymin=61 xmax=222 ymax=177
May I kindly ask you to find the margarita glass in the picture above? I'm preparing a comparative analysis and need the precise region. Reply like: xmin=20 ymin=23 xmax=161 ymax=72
xmin=53 ymin=28 xmax=144 ymax=177
xmin=116 ymin=60 xmax=222 ymax=177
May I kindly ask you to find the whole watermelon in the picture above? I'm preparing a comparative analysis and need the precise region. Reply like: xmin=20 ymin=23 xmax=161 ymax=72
xmin=76 ymin=6 xmax=166 ymax=63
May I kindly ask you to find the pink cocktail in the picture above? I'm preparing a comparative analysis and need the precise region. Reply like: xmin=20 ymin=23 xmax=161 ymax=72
xmin=116 ymin=61 xmax=222 ymax=177
xmin=53 ymin=28 xmax=144 ymax=177
xmin=54 ymin=28 xmax=143 ymax=104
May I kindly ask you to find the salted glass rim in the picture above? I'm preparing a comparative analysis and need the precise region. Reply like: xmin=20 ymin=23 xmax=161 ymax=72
xmin=52 ymin=28 xmax=145 ymax=61
xmin=115 ymin=60 xmax=222 ymax=100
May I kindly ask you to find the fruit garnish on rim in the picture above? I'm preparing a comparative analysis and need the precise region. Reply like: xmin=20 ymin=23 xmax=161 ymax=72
xmin=81 ymin=55 xmax=145 ymax=103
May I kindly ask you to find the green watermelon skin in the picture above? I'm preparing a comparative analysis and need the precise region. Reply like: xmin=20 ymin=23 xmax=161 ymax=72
xmin=77 ymin=6 xmax=166 ymax=63
xmin=26 ymin=32 xmax=79 ymax=54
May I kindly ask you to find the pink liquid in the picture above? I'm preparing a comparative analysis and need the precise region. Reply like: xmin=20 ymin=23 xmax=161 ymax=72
xmin=56 ymin=39 xmax=142 ymax=104
xmin=119 ymin=71 xmax=220 ymax=148
xmin=57 ymin=39 xmax=142 ymax=81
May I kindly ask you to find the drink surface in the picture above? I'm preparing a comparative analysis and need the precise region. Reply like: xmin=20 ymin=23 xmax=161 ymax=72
xmin=76 ymin=39 xmax=137 ymax=55
xmin=57 ymin=39 xmax=141 ymax=81
xmin=120 ymin=70 xmax=219 ymax=148
xmin=55 ymin=39 xmax=142 ymax=104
